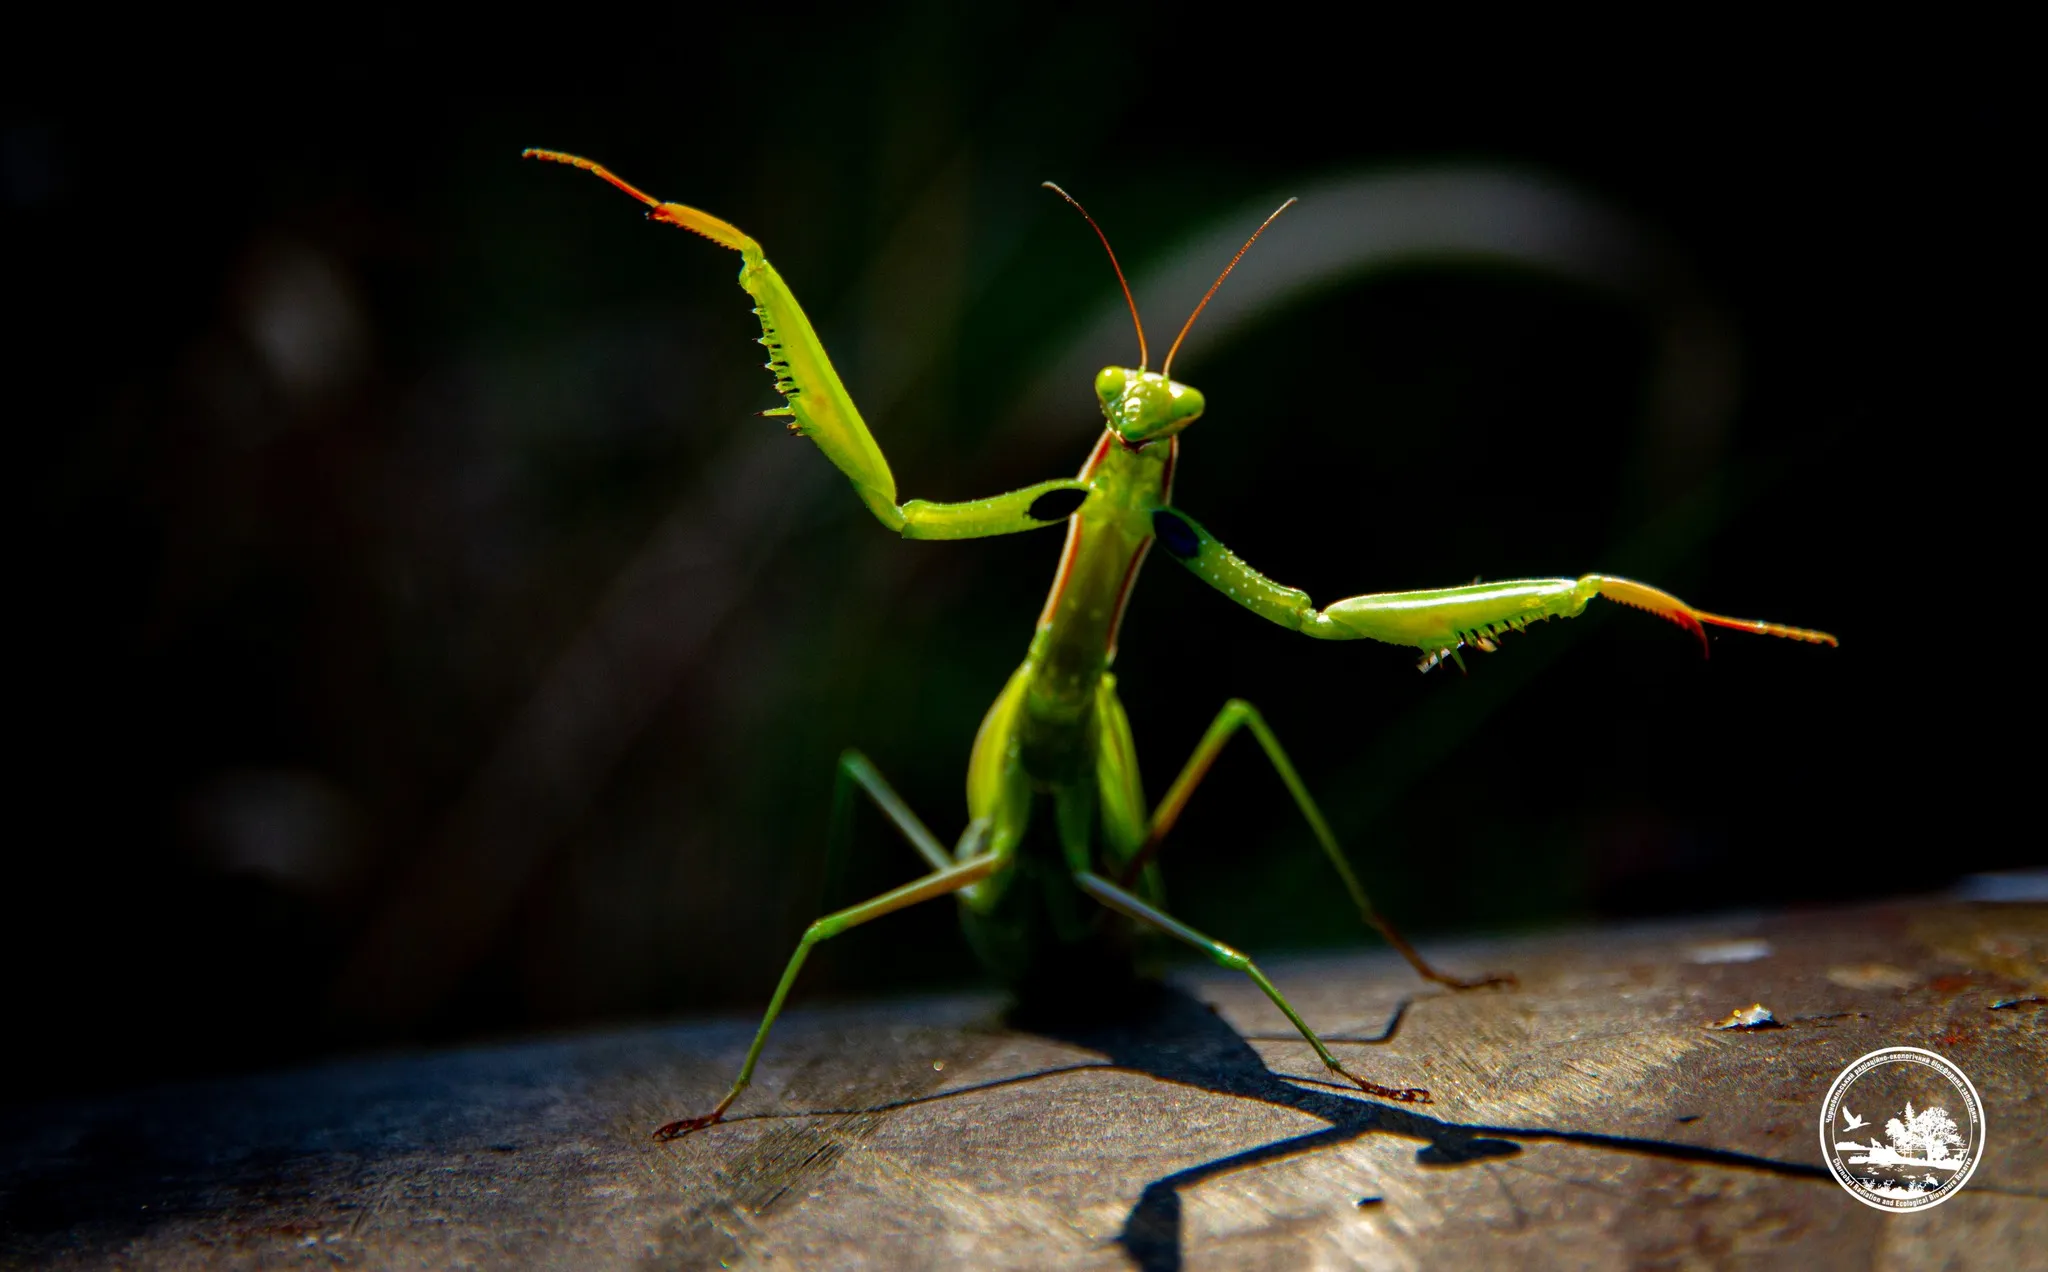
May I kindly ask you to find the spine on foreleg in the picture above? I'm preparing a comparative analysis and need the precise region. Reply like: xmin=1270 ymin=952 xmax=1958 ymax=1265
xmin=1315 ymin=574 xmax=1834 ymax=669
xmin=736 ymin=256 xmax=904 ymax=530
xmin=518 ymin=152 xmax=907 ymax=529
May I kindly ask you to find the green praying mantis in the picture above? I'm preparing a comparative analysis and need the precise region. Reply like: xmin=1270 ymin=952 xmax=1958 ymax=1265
xmin=523 ymin=150 xmax=1838 ymax=1138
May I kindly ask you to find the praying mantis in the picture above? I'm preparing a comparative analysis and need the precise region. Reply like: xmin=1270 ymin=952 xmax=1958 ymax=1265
xmin=523 ymin=150 xmax=1838 ymax=1138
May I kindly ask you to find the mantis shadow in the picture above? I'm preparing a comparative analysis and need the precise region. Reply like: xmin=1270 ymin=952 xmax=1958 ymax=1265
xmin=744 ymin=980 xmax=1834 ymax=1271
xmin=1026 ymin=982 xmax=1840 ymax=1271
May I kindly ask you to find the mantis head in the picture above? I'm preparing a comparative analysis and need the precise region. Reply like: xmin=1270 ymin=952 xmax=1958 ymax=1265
xmin=1046 ymin=180 xmax=1294 ymax=449
xmin=1097 ymin=367 xmax=1205 ymax=445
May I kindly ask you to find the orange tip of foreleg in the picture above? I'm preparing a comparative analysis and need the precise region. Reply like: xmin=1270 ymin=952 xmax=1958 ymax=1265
xmin=1692 ymin=611 xmax=1839 ymax=647
xmin=647 ymin=203 xmax=757 ymax=254
xmin=1589 ymin=575 xmax=1837 ymax=655
xmin=1591 ymin=576 xmax=1711 ymax=656
xmin=522 ymin=148 xmax=663 ymax=208
xmin=522 ymin=148 xmax=758 ymax=254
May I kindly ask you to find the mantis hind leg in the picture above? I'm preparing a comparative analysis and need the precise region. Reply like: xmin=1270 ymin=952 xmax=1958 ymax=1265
xmin=1073 ymin=871 xmax=1431 ymax=1105
xmin=825 ymin=748 xmax=965 ymax=887
xmin=1117 ymin=698 xmax=1510 ymax=991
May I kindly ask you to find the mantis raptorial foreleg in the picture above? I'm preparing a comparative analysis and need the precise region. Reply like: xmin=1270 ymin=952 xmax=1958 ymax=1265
xmin=1149 ymin=507 xmax=1837 ymax=669
xmin=654 ymin=850 xmax=1003 ymax=1140
xmin=1073 ymin=872 xmax=1432 ymax=1104
xmin=523 ymin=150 xmax=1090 ymax=540
xmin=1115 ymin=698 xmax=1510 ymax=990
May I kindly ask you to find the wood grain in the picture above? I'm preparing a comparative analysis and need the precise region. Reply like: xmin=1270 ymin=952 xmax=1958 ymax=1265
xmin=5 ymin=900 xmax=2042 ymax=1269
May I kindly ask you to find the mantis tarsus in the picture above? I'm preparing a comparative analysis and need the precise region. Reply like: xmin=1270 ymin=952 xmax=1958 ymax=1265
xmin=523 ymin=149 xmax=1837 ymax=1138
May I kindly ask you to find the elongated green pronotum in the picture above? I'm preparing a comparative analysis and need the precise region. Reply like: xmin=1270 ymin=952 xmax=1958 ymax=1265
xmin=524 ymin=150 xmax=1837 ymax=1136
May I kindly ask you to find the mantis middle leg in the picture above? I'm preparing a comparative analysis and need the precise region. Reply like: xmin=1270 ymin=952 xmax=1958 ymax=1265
xmin=1074 ymin=871 xmax=1431 ymax=1104
xmin=654 ymin=756 xmax=1003 ymax=1140
xmin=654 ymin=853 xmax=998 ymax=1139
xmin=1116 ymin=699 xmax=1509 ymax=990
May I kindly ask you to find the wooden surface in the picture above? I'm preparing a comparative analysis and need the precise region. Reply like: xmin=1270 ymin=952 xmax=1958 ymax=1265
xmin=4 ymin=899 xmax=2044 ymax=1269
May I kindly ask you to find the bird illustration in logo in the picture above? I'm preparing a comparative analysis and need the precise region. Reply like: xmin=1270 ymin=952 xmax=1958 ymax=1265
xmin=1841 ymin=1106 xmax=1869 ymax=1131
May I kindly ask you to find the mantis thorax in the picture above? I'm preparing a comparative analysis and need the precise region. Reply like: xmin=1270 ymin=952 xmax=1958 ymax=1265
xmin=1096 ymin=367 xmax=1204 ymax=446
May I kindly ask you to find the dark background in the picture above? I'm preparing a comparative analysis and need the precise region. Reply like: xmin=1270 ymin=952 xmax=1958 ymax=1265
xmin=5 ymin=12 xmax=2026 ymax=1101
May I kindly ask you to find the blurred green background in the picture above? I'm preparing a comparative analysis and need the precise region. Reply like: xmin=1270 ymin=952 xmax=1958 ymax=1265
xmin=5 ymin=10 xmax=2024 ymax=1097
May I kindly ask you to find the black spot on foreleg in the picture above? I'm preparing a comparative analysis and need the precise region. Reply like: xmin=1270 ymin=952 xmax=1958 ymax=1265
xmin=1152 ymin=510 xmax=1200 ymax=559
xmin=1028 ymin=488 xmax=1089 ymax=522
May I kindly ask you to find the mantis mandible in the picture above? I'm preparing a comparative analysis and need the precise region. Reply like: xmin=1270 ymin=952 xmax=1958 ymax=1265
xmin=523 ymin=150 xmax=1837 ymax=1138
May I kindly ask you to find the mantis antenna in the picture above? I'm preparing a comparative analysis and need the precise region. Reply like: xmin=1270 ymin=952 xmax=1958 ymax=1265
xmin=1161 ymin=197 xmax=1298 ymax=378
xmin=1042 ymin=182 xmax=1148 ymax=371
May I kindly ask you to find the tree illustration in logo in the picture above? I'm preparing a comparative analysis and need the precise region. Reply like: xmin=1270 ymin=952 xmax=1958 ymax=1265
xmin=1882 ymin=1101 xmax=1964 ymax=1165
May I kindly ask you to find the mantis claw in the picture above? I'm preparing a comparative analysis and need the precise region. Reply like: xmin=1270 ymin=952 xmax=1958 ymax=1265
xmin=1337 ymin=1067 xmax=1433 ymax=1105
xmin=1435 ymin=969 xmax=1517 ymax=991
xmin=652 ymin=1112 xmax=725 ymax=1141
